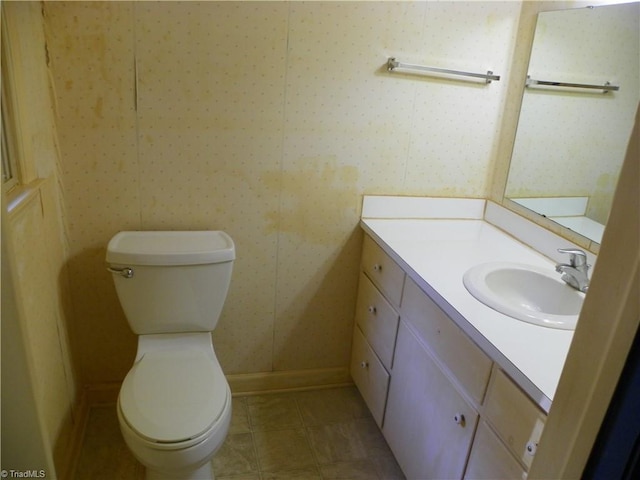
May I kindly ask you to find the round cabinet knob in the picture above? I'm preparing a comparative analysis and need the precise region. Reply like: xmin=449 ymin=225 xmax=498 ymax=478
xmin=368 ymin=305 xmax=377 ymax=314
xmin=526 ymin=441 xmax=538 ymax=456
xmin=453 ymin=413 xmax=466 ymax=427
xmin=360 ymin=361 xmax=369 ymax=369
xmin=373 ymin=264 xmax=382 ymax=272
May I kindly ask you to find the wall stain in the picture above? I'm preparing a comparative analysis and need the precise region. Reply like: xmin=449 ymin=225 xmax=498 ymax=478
xmin=263 ymin=156 xmax=359 ymax=246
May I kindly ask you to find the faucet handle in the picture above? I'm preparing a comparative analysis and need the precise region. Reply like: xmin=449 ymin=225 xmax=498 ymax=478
xmin=557 ymin=248 xmax=588 ymax=268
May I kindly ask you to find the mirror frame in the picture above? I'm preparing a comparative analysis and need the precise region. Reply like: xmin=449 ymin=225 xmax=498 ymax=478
xmin=494 ymin=0 xmax=637 ymax=254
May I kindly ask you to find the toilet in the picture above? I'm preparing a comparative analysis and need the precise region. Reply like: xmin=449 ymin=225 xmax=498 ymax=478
xmin=106 ymin=230 xmax=235 ymax=480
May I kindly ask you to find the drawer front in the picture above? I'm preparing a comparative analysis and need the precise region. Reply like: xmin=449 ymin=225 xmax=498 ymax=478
xmin=361 ymin=235 xmax=405 ymax=307
xmin=464 ymin=421 xmax=526 ymax=480
xmin=350 ymin=326 xmax=390 ymax=428
xmin=484 ymin=368 xmax=546 ymax=469
xmin=354 ymin=272 xmax=400 ymax=370
xmin=401 ymin=278 xmax=492 ymax=405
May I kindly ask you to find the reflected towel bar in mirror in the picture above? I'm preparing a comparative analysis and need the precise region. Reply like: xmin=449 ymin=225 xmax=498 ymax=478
xmin=387 ymin=58 xmax=500 ymax=84
xmin=526 ymin=76 xmax=620 ymax=93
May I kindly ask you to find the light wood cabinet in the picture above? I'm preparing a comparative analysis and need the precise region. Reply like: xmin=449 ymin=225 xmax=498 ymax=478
xmin=483 ymin=367 xmax=546 ymax=470
xmin=350 ymin=235 xmax=405 ymax=428
xmin=401 ymin=278 xmax=492 ymax=405
xmin=465 ymin=368 xmax=546 ymax=478
xmin=350 ymin=326 xmax=390 ymax=427
xmin=361 ymin=235 xmax=405 ymax=307
xmin=384 ymin=321 xmax=479 ymax=480
xmin=464 ymin=421 xmax=526 ymax=480
xmin=351 ymin=234 xmax=548 ymax=479
xmin=354 ymin=272 xmax=399 ymax=370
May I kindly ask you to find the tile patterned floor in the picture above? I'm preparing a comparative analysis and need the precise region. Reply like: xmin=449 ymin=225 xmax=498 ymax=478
xmin=73 ymin=386 xmax=405 ymax=480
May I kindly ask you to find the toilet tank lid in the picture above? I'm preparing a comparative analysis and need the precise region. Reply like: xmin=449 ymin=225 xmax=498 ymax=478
xmin=106 ymin=231 xmax=235 ymax=266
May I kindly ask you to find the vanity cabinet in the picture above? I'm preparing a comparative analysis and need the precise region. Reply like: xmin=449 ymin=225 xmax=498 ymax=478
xmin=350 ymin=326 xmax=390 ymax=427
xmin=384 ymin=320 xmax=480 ymax=479
xmin=464 ymin=421 xmax=526 ymax=479
xmin=400 ymin=278 xmax=493 ymax=405
xmin=361 ymin=235 xmax=405 ymax=307
xmin=480 ymin=367 xmax=546 ymax=470
xmin=351 ymin=234 xmax=548 ymax=479
xmin=350 ymin=236 xmax=404 ymax=427
xmin=464 ymin=368 xmax=546 ymax=478
xmin=384 ymin=276 xmax=492 ymax=479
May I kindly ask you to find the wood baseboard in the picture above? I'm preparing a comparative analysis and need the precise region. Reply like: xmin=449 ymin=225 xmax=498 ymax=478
xmin=76 ymin=367 xmax=354 ymax=405
xmin=226 ymin=367 xmax=353 ymax=396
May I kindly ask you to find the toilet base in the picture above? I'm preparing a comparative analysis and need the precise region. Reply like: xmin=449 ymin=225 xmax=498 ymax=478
xmin=146 ymin=461 xmax=214 ymax=480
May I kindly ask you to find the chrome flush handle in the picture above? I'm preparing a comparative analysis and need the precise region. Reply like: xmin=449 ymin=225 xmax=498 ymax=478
xmin=107 ymin=266 xmax=134 ymax=278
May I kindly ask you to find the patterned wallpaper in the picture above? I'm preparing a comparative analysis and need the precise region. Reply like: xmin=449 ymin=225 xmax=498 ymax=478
xmin=43 ymin=1 xmax=521 ymax=384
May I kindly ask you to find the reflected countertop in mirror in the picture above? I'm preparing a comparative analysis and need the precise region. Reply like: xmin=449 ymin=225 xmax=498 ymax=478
xmin=504 ymin=1 xmax=639 ymax=244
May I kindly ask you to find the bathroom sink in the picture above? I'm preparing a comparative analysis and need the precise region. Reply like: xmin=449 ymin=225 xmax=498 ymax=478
xmin=463 ymin=262 xmax=584 ymax=330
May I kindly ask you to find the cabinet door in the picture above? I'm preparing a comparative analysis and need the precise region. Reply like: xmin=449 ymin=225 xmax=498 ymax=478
xmin=401 ymin=278 xmax=492 ymax=405
xmin=384 ymin=321 xmax=479 ymax=480
xmin=484 ymin=368 xmax=546 ymax=469
xmin=350 ymin=326 xmax=390 ymax=428
xmin=464 ymin=421 xmax=526 ymax=480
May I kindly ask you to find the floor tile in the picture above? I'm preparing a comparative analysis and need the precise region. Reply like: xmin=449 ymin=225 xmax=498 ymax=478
xmin=212 ymin=432 xmax=258 ymax=478
xmin=306 ymin=421 xmax=370 ymax=465
xmin=247 ymin=394 xmax=302 ymax=431
xmin=260 ymin=467 xmax=322 ymax=479
xmin=73 ymin=405 xmax=143 ymax=480
xmin=371 ymin=452 xmax=407 ymax=480
xmin=229 ymin=396 xmax=251 ymax=434
xmin=217 ymin=475 xmax=260 ymax=480
xmin=294 ymin=386 xmax=371 ymax=426
xmin=319 ymin=459 xmax=380 ymax=479
xmin=72 ymin=386 xmax=404 ymax=480
xmin=253 ymin=428 xmax=316 ymax=473
xmin=307 ymin=416 xmax=389 ymax=466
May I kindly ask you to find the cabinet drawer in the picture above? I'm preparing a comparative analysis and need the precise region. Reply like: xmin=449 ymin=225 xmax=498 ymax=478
xmin=401 ymin=278 xmax=492 ymax=405
xmin=361 ymin=235 xmax=405 ymax=307
xmin=464 ymin=421 xmax=526 ymax=480
xmin=354 ymin=272 xmax=399 ymax=370
xmin=350 ymin=326 xmax=390 ymax=428
xmin=484 ymin=368 xmax=546 ymax=469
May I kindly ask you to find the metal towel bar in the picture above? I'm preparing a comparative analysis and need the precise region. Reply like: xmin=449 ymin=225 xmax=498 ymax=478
xmin=387 ymin=57 xmax=500 ymax=84
xmin=526 ymin=75 xmax=619 ymax=93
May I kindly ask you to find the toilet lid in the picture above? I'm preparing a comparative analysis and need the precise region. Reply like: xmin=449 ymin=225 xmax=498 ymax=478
xmin=119 ymin=348 xmax=227 ymax=444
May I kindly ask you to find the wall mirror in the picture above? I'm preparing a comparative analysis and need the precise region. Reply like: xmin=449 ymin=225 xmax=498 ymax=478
xmin=504 ymin=1 xmax=639 ymax=244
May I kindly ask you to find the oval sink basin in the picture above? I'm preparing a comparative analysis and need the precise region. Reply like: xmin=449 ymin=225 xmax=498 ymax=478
xmin=463 ymin=262 xmax=584 ymax=330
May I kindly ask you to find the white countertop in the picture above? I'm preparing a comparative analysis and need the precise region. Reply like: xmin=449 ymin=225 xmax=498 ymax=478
xmin=361 ymin=217 xmax=576 ymax=412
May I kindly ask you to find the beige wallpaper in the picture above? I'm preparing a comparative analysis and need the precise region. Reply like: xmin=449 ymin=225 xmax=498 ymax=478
xmin=44 ymin=1 xmax=521 ymax=384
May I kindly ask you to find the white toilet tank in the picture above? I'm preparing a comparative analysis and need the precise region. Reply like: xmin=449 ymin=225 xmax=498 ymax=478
xmin=106 ymin=231 xmax=235 ymax=335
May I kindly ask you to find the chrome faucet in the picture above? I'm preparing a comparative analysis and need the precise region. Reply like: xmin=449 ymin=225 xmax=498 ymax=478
xmin=555 ymin=248 xmax=590 ymax=293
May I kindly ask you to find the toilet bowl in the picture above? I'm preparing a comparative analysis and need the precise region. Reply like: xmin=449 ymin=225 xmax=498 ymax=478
xmin=117 ymin=333 xmax=232 ymax=480
xmin=106 ymin=231 xmax=235 ymax=480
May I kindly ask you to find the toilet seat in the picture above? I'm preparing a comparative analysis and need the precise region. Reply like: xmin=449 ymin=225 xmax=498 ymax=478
xmin=119 ymin=347 xmax=227 ymax=445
